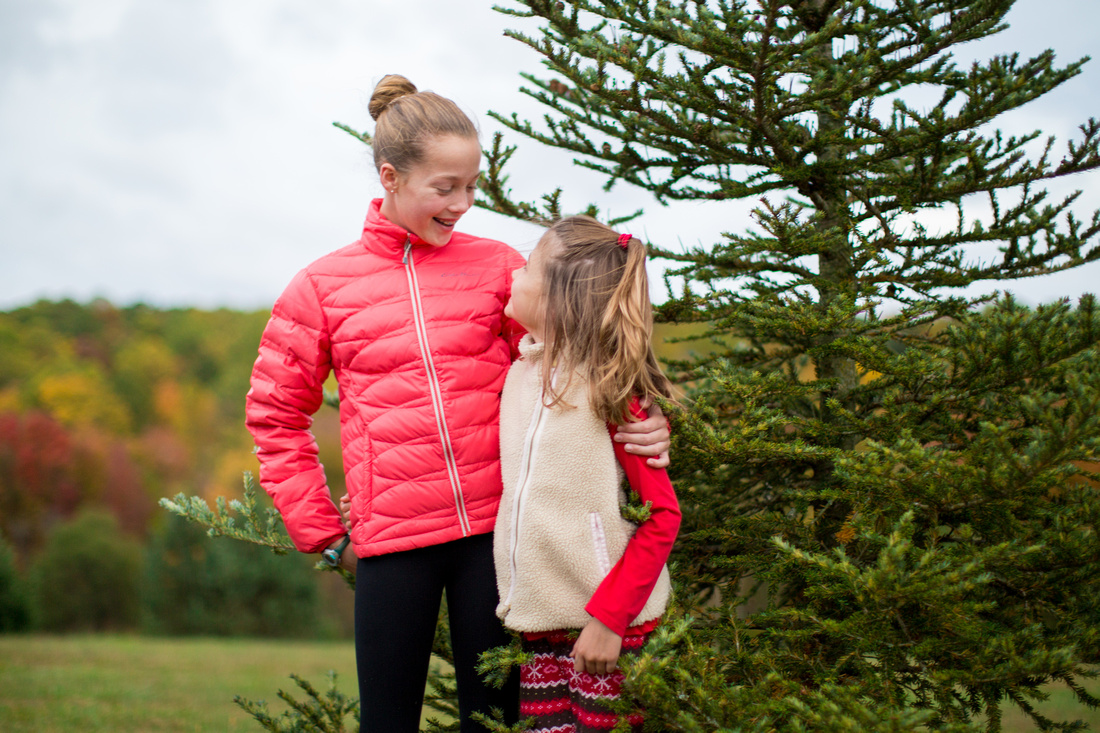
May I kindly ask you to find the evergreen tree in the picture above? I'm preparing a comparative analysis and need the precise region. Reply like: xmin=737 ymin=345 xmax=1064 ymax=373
xmin=468 ymin=0 xmax=1100 ymax=730
xmin=169 ymin=2 xmax=1100 ymax=730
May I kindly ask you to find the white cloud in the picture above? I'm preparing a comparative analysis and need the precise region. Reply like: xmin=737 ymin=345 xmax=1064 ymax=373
xmin=0 ymin=0 xmax=1097 ymax=310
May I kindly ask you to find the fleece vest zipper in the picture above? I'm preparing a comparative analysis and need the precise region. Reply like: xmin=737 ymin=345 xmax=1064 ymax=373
xmin=403 ymin=239 xmax=471 ymax=536
xmin=503 ymin=379 xmax=550 ymax=606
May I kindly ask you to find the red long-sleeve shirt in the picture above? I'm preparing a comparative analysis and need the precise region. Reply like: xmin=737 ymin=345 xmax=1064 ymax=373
xmin=582 ymin=406 xmax=681 ymax=637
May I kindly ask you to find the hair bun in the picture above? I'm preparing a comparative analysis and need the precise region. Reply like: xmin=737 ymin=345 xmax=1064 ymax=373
xmin=369 ymin=74 xmax=418 ymax=121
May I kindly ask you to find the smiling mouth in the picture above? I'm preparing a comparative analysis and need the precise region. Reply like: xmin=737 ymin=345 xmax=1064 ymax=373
xmin=434 ymin=218 xmax=456 ymax=228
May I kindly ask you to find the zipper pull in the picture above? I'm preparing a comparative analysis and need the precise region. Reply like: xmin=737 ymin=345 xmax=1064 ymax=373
xmin=402 ymin=238 xmax=412 ymax=265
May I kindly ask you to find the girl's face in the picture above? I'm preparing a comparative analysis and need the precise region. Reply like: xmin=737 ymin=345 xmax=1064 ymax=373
xmin=379 ymin=134 xmax=481 ymax=246
xmin=505 ymin=234 xmax=551 ymax=340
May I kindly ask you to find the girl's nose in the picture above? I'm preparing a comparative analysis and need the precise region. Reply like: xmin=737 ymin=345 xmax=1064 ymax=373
xmin=450 ymin=192 xmax=472 ymax=214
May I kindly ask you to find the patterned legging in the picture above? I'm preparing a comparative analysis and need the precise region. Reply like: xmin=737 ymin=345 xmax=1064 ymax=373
xmin=519 ymin=629 xmax=648 ymax=733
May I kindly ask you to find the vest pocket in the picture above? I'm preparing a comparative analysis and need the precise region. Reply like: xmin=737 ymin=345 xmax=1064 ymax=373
xmin=589 ymin=512 xmax=612 ymax=578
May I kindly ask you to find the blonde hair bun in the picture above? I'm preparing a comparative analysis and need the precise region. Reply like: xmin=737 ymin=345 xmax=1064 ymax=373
xmin=367 ymin=74 xmax=478 ymax=173
xmin=369 ymin=74 xmax=418 ymax=121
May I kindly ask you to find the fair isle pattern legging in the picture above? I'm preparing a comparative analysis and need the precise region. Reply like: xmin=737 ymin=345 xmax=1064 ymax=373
xmin=519 ymin=629 xmax=648 ymax=733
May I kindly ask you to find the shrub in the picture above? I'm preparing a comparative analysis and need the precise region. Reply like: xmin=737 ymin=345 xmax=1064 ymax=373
xmin=0 ymin=537 xmax=30 ymax=632
xmin=30 ymin=510 xmax=142 ymax=631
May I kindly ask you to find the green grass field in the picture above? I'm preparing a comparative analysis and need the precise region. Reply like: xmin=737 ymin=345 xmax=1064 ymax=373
xmin=0 ymin=634 xmax=361 ymax=732
xmin=1 ymin=634 xmax=1097 ymax=731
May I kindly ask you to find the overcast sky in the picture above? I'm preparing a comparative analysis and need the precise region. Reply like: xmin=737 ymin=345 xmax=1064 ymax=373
xmin=1 ymin=0 xmax=1097 ymax=311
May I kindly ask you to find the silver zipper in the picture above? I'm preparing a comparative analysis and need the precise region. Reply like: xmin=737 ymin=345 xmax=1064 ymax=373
xmin=403 ymin=238 xmax=471 ymax=536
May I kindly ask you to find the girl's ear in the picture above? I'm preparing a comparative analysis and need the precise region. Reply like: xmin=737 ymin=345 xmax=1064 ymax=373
xmin=379 ymin=163 xmax=400 ymax=194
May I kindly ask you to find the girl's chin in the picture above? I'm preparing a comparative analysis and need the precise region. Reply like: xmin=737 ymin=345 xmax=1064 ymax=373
xmin=423 ymin=234 xmax=454 ymax=247
xmin=423 ymin=220 xmax=458 ymax=245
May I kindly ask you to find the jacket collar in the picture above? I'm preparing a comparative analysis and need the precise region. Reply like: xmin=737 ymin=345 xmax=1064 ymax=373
xmin=359 ymin=198 xmax=429 ymax=255
xmin=518 ymin=334 xmax=545 ymax=362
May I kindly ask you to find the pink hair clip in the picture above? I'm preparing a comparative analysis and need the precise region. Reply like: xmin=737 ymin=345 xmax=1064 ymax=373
xmin=617 ymin=233 xmax=631 ymax=250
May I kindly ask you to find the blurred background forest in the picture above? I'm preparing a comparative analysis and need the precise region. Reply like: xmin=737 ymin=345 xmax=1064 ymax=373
xmin=0 ymin=298 xmax=354 ymax=638
xmin=0 ymin=297 xmax=701 ymax=641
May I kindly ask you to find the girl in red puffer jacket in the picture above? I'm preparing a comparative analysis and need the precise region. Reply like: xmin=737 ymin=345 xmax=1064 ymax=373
xmin=245 ymin=74 xmax=671 ymax=733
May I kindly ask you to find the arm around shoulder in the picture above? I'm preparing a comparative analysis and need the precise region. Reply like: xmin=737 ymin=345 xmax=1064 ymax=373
xmin=612 ymin=399 xmax=671 ymax=468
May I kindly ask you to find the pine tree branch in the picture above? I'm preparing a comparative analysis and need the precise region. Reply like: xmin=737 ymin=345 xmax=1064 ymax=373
xmin=159 ymin=472 xmax=296 ymax=554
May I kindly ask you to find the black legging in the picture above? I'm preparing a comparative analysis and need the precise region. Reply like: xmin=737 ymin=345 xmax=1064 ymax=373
xmin=354 ymin=532 xmax=519 ymax=732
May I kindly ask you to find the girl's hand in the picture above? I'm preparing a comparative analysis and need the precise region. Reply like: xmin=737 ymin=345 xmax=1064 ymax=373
xmin=338 ymin=541 xmax=357 ymax=574
xmin=570 ymin=618 xmax=623 ymax=675
xmin=613 ymin=400 xmax=671 ymax=468
xmin=339 ymin=493 xmax=352 ymax=532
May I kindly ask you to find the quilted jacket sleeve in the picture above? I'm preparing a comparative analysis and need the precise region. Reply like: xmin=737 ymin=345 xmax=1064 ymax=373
xmin=245 ymin=268 xmax=345 ymax=554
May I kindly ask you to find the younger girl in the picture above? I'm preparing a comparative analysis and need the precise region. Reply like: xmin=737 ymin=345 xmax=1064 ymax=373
xmin=494 ymin=217 xmax=681 ymax=733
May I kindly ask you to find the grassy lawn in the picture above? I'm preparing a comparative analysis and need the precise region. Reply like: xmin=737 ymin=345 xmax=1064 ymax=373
xmin=2 ymin=634 xmax=1097 ymax=731
xmin=997 ymin=681 xmax=1100 ymax=732
xmin=0 ymin=634 xmax=361 ymax=732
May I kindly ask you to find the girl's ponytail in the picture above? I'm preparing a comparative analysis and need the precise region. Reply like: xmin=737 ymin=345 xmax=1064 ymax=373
xmin=539 ymin=219 xmax=674 ymax=424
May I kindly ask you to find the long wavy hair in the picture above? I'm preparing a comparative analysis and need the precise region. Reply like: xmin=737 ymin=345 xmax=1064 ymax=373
xmin=537 ymin=216 xmax=675 ymax=424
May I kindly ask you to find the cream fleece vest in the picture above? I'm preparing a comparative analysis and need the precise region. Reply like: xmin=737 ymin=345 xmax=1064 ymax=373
xmin=493 ymin=336 xmax=671 ymax=633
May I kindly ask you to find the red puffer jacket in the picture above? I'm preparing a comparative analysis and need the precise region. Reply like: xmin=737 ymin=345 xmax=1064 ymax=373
xmin=246 ymin=199 xmax=525 ymax=558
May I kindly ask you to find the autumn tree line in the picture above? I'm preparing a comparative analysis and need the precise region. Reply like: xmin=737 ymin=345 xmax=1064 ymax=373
xmin=0 ymin=297 xmax=708 ymax=639
xmin=0 ymin=298 xmax=352 ymax=637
